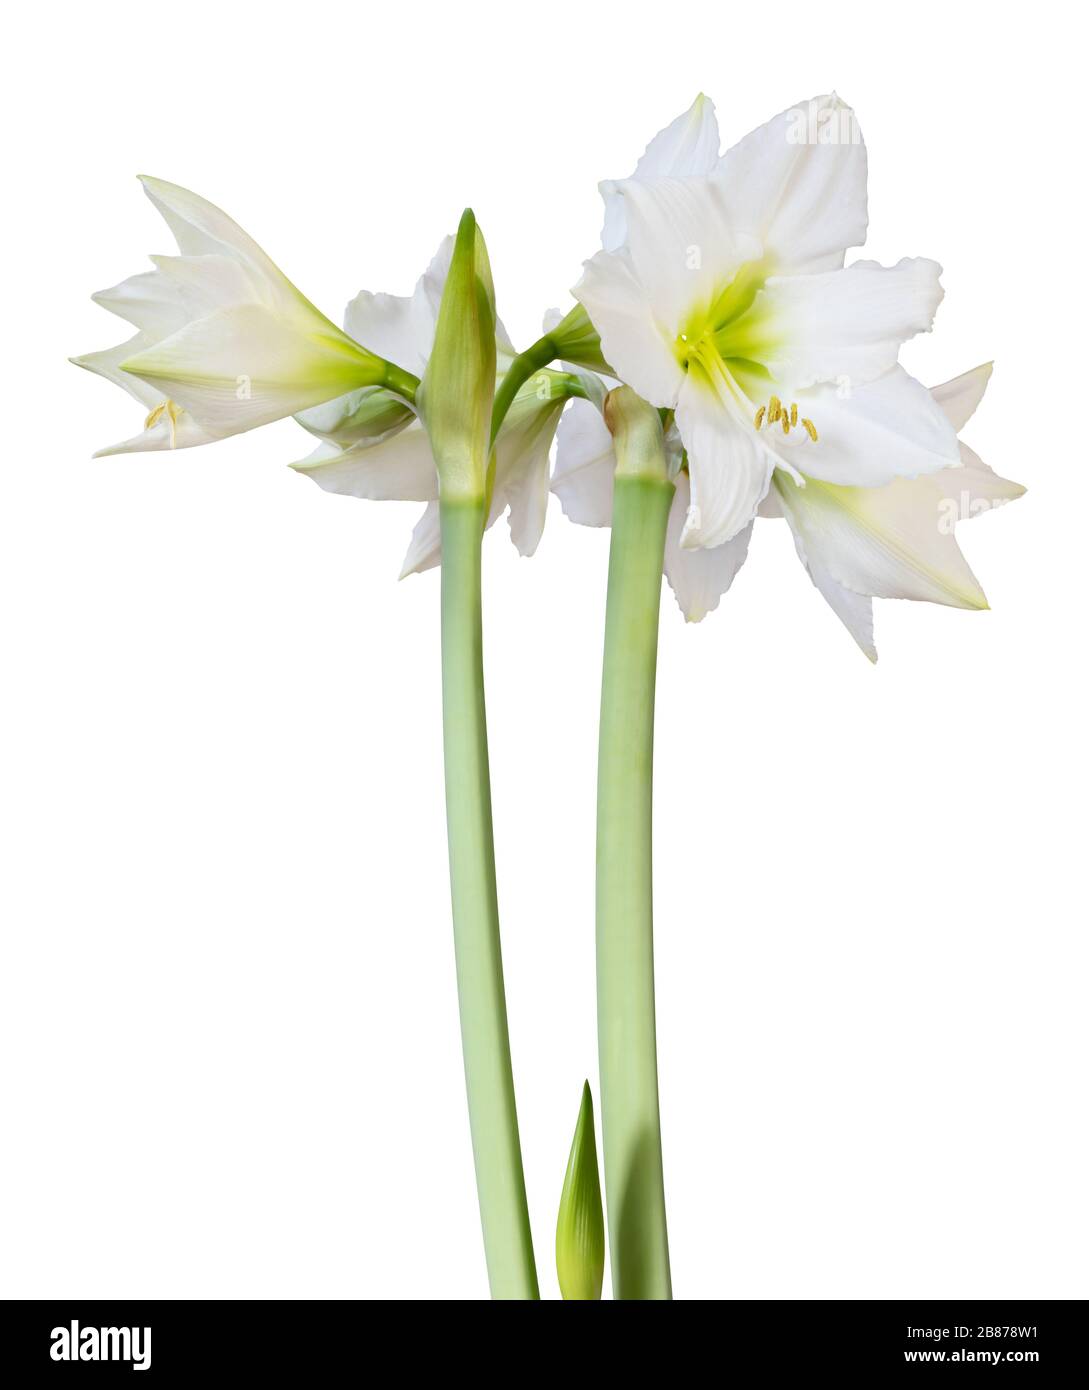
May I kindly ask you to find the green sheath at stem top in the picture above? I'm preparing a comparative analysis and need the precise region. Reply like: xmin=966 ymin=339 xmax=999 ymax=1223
xmin=423 ymin=210 xmax=538 ymax=1298
xmin=595 ymin=388 xmax=674 ymax=1299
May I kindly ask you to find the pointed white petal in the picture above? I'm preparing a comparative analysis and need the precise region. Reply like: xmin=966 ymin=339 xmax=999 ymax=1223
xmin=139 ymin=176 xmax=346 ymax=335
xmin=938 ymin=443 xmax=1026 ymax=522
xmin=789 ymin=515 xmax=878 ymax=660
xmin=746 ymin=258 xmax=944 ymax=389
xmin=774 ymin=470 xmax=990 ymax=610
xmin=290 ymin=421 xmax=438 ymax=502
xmin=663 ymin=471 xmax=751 ymax=621
xmin=636 ymin=92 xmax=720 ymax=179
xmin=140 ymin=176 xmax=283 ymax=281
xmin=675 ymin=362 xmax=773 ymax=547
xmin=72 ymin=335 xmax=163 ymax=408
xmin=91 ymin=407 xmax=220 ymax=456
xmin=91 ymin=269 xmax=191 ymax=338
xmin=716 ymin=93 xmax=868 ymax=273
xmin=400 ymin=501 xmax=443 ymax=578
xmin=930 ymin=362 xmax=993 ymax=431
xmin=601 ymin=94 xmax=721 ymax=251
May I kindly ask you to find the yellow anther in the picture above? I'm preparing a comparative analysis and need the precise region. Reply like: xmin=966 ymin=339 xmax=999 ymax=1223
xmin=802 ymin=417 xmax=818 ymax=442
xmin=790 ymin=402 xmax=798 ymax=426
xmin=781 ymin=412 xmax=790 ymax=434
xmin=768 ymin=395 xmax=781 ymax=423
xmin=754 ymin=405 xmax=766 ymax=429
xmin=145 ymin=398 xmax=181 ymax=446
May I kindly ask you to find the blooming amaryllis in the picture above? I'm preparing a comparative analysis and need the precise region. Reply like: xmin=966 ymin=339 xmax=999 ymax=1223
xmin=72 ymin=178 xmax=412 ymax=455
xmin=574 ymin=94 xmax=957 ymax=551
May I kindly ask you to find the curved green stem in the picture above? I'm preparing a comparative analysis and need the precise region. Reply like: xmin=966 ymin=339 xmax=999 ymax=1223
xmin=596 ymin=474 xmax=674 ymax=1300
xmin=439 ymin=496 xmax=539 ymax=1300
xmin=490 ymin=336 xmax=559 ymax=447
xmin=380 ymin=360 xmax=420 ymax=406
xmin=490 ymin=303 xmax=609 ymax=445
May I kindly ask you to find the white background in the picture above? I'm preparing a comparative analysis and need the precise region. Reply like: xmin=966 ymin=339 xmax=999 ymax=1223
xmin=2 ymin=0 xmax=1084 ymax=1301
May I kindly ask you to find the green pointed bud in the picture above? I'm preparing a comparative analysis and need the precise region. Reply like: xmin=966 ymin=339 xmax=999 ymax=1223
xmin=604 ymin=386 xmax=673 ymax=481
xmin=547 ymin=303 xmax=611 ymax=373
xmin=556 ymin=1081 xmax=605 ymax=1300
xmin=418 ymin=208 xmax=497 ymax=502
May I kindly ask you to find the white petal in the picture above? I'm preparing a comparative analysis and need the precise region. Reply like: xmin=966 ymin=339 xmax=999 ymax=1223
xmin=675 ymin=363 xmax=774 ymax=547
xmin=290 ymin=421 xmax=438 ymax=502
xmin=937 ymin=443 xmax=1026 ymax=521
xmin=601 ymin=94 xmax=721 ymax=251
xmin=344 ymin=235 xmax=453 ymax=376
xmin=93 ymin=405 xmax=221 ymax=457
xmin=635 ymin=92 xmax=721 ymax=179
xmin=610 ymin=177 xmax=763 ymax=335
xmin=663 ymin=471 xmax=751 ymax=621
xmin=399 ymin=393 xmax=565 ymax=578
xmin=412 ymin=234 xmax=455 ymax=331
xmin=72 ymin=334 xmax=163 ymax=408
xmin=789 ymin=516 xmax=878 ymax=660
xmin=757 ymin=489 xmax=783 ymax=519
xmin=91 ymin=269 xmax=191 ymax=338
xmin=141 ymin=177 xmax=278 ymax=271
xmin=74 ymin=334 xmax=223 ymax=453
xmin=574 ymin=249 xmax=684 ymax=408
xmin=552 ymin=397 xmax=616 ymax=527
xmin=774 ymin=469 xmax=990 ymax=610
xmin=400 ymin=502 xmax=443 ymax=578
xmin=121 ymin=303 xmax=378 ymax=437
xmin=149 ymin=253 xmax=264 ymax=316
xmin=492 ymin=397 xmax=564 ymax=557
xmin=930 ymin=362 xmax=993 ymax=431
xmin=139 ymin=176 xmax=304 ymax=320
xmin=716 ymin=93 xmax=868 ymax=272
xmin=399 ymin=493 xmax=507 ymax=577
xmin=771 ymin=366 xmax=960 ymax=488
xmin=344 ymin=289 xmax=427 ymax=376
xmin=745 ymin=258 xmax=944 ymax=389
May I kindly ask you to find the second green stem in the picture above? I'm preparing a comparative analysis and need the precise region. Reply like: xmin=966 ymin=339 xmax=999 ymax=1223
xmin=596 ymin=473 xmax=674 ymax=1300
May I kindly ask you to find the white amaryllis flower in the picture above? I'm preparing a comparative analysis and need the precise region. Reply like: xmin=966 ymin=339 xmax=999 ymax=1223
xmin=573 ymin=93 xmax=960 ymax=550
xmin=72 ymin=178 xmax=402 ymax=457
xmin=553 ymin=363 xmax=1023 ymax=653
xmin=291 ymin=242 xmax=581 ymax=576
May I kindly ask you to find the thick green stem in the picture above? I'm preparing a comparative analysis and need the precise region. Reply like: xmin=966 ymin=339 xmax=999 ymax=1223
xmin=439 ymin=497 xmax=539 ymax=1300
xmin=596 ymin=474 xmax=674 ymax=1300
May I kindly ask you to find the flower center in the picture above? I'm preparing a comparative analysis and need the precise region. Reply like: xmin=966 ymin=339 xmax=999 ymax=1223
xmin=675 ymin=258 xmax=772 ymax=369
